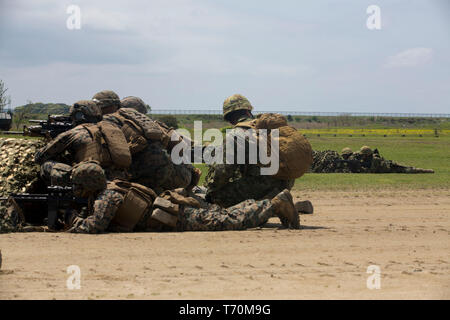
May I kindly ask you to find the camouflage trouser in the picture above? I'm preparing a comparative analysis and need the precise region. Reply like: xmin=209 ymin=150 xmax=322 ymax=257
xmin=206 ymin=175 xmax=294 ymax=208
xmin=0 ymin=201 xmax=21 ymax=233
xmin=40 ymin=161 xmax=72 ymax=187
xmin=130 ymin=142 xmax=193 ymax=194
xmin=370 ymin=158 xmax=427 ymax=173
xmin=178 ymin=198 xmax=274 ymax=231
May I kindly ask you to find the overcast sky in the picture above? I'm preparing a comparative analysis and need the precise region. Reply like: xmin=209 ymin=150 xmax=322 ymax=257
xmin=0 ymin=0 xmax=449 ymax=113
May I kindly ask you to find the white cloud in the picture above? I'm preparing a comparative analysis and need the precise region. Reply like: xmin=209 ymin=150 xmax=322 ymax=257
xmin=385 ymin=47 xmax=433 ymax=68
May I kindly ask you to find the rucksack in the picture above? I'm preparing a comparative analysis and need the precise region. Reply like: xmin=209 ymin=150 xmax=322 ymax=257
xmin=235 ymin=113 xmax=312 ymax=180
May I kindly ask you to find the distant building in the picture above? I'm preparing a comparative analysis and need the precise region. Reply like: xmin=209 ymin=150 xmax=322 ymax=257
xmin=0 ymin=111 xmax=12 ymax=131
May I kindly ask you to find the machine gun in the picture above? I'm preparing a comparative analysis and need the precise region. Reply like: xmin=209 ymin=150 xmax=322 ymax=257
xmin=23 ymin=114 xmax=73 ymax=139
xmin=0 ymin=186 xmax=87 ymax=230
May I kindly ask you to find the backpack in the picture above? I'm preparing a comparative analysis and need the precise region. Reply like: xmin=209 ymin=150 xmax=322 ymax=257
xmin=81 ymin=122 xmax=132 ymax=169
xmin=235 ymin=113 xmax=312 ymax=180
xmin=118 ymin=108 xmax=171 ymax=148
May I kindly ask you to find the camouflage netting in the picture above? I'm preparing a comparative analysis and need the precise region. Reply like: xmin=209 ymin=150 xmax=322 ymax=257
xmin=0 ymin=138 xmax=44 ymax=197
xmin=310 ymin=150 xmax=351 ymax=173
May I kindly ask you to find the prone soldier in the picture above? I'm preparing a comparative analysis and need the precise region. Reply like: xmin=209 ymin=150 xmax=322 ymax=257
xmin=347 ymin=146 xmax=434 ymax=174
xmin=66 ymin=162 xmax=300 ymax=234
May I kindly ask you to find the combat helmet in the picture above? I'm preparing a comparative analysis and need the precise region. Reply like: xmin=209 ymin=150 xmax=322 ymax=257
xmin=92 ymin=90 xmax=121 ymax=115
xmin=71 ymin=161 xmax=106 ymax=195
xmin=341 ymin=147 xmax=353 ymax=159
xmin=120 ymin=96 xmax=149 ymax=114
xmin=341 ymin=147 xmax=353 ymax=155
xmin=223 ymin=94 xmax=253 ymax=122
xmin=70 ymin=100 xmax=103 ymax=125
xmin=359 ymin=146 xmax=373 ymax=156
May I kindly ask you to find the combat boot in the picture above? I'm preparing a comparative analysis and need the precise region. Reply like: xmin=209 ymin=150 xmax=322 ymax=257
xmin=271 ymin=189 xmax=300 ymax=229
xmin=294 ymin=200 xmax=314 ymax=214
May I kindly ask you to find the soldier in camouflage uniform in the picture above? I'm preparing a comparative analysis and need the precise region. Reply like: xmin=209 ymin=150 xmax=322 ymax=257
xmin=0 ymin=199 xmax=22 ymax=233
xmin=35 ymin=101 xmax=130 ymax=181
xmin=348 ymin=146 xmax=434 ymax=173
xmin=310 ymin=150 xmax=353 ymax=173
xmin=67 ymin=162 xmax=300 ymax=234
xmin=92 ymin=90 xmax=121 ymax=115
xmin=204 ymin=94 xmax=295 ymax=208
xmin=341 ymin=148 xmax=353 ymax=160
xmin=120 ymin=96 xmax=149 ymax=114
xmin=39 ymin=161 xmax=72 ymax=187
xmin=36 ymin=100 xmax=104 ymax=185
xmin=103 ymin=107 xmax=197 ymax=194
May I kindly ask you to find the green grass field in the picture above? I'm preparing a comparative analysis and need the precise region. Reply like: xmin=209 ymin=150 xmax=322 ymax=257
xmin=195 ymin=135 xmax=450 ymax=191
xmin=2 ymin=133 xmax=448 ymax=192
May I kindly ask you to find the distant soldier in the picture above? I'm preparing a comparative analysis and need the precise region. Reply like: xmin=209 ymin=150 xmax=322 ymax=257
xmin=354 ymin=146 xmax=434 ymax=174
xmin=205 ymin=94 xmax=313 ymax=214
xmin=341 ymin=147 xmax=353 ymax=160
xmin=67 ymin=162 xmax=300 ymax=234
xmin=92 ymin=90 xmax=121 ymax=115
xmin=35 ymin=101 xmax=132 ymax=181
xmin=310 ymin=150 xmax=348 ymax=173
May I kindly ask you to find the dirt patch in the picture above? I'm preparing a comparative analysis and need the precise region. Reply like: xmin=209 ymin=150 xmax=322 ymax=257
xmin=0 ymin=189 xmax=449 ymax=299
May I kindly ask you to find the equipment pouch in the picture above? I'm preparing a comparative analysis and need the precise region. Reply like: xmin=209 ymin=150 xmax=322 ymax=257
xmin=111 ymin=187 xmax=151 ymax=232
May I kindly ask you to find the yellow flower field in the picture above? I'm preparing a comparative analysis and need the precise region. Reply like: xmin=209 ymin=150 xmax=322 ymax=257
xmin=299 ymin=128 xmax=450 ymax=136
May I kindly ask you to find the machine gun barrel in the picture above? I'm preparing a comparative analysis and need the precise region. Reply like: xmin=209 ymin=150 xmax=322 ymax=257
xmin=23 ymin=114 xmax=73 ymax=139
xmin=0 ymin=186 xmax=87 ymax=230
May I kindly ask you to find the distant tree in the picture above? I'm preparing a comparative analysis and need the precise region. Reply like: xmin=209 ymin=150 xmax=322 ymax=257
xmin=0 ymin=80 xmax=11 ymax=112
xmin=287 ymin=114 xmax=293 ymax=122
xmin=158 ymin=115 xmax=178 ymax=129
xmin=13 ymin=109 xmax=27 ymax=130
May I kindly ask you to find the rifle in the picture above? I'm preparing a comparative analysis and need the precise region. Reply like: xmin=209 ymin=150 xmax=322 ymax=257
xmin=23 ymin=114 xmax=73 ymax=139
xmin=335 ymin=158 xmax=363 ymax=172
xmin=0 ymin=186 xmax=87 ymax=230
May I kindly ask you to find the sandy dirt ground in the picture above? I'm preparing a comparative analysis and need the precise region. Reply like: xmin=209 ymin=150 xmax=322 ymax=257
xmin=0 ymin=189 xmax=449 ymax=300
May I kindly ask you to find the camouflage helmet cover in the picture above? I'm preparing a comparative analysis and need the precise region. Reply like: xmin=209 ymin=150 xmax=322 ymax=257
xmin=71 ymin=161 xmax=106 ymax=193
xmin=69 ymin=100 xmax=103 ymax=124
xmin=341 ymin=147 xmax=353 ymax=155
xmin=120 ymin=96 xmax=148 ymax=114
xmin=92 ymin=90 xmax=121 ymax=109
xmin=359 ymin=146 xmax=373 ymax=156
xmin=223 ymin=94 xmax=253 ymax=121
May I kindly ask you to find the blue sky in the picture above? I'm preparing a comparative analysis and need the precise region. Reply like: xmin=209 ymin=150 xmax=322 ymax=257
xmin=0 ymin=0 xmax=449 ymax=113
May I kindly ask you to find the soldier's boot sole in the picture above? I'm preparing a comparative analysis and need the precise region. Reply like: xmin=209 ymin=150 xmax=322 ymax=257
xmin=294 ymin=200 xmax=314 ymax=214
xmin=272 ymin=189 xmax=300 ymax=229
